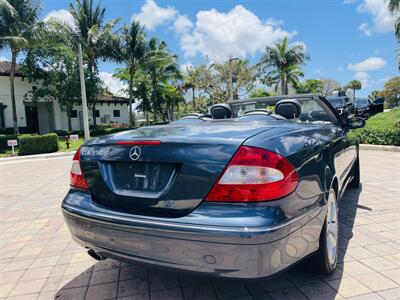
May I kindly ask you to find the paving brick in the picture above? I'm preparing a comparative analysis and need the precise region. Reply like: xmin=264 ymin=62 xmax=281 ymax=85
xmin=117 ymin=278 xmax=148 ymax=298
xmin=86 ymin=282 xmax=118 ymax=300
xmin=327 ymin=278 xmax=372 ymax=298
xmin=355 ymin=272 xmax=398 ymax=292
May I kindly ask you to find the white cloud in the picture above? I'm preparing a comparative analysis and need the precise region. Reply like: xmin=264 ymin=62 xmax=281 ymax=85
xmin=44 ymin=9 xmax=75 ymax=28
xmin=354 ymin=71 xmax=370 ymax=87
xmin=180 ymin=61 xmax=193 ymax=73
xmin=179 ymin=5 xmax=295 ymax=61
xmin=357 ymin=0 xmax=396 ymax=36
xmin=0 ymin=56 xmax=9 ymax=62
xmin=173 ymin=15 xmax=193 ymax=34
xmin=358 ymin=23 xmax=372 ymax=36
xmin=343 ymin=0 xmax=356 ymax=4
xmin=347 ymin=56 xmax=386 ymax=72
xmin=99 ymin=72 xmax=127 ymax=97
xmin=132 ymin=0 xmax=177 ymax=30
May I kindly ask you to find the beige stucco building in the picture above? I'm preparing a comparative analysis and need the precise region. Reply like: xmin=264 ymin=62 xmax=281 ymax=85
xmin=0 ymin=61 xmax=130 ymax=134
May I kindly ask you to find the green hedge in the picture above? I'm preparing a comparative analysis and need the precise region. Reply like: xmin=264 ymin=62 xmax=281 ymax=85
xmin=18 ymin=133 xmax=59 ymax=156
xmin=0 ymin=134 xmax=18 ymax=150
xmin=348 ymin=108 xmax=400 ymax=146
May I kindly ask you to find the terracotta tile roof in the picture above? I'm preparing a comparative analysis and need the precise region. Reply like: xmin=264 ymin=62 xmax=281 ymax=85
xmin=0 ymin=61 xmax=24 ymax=77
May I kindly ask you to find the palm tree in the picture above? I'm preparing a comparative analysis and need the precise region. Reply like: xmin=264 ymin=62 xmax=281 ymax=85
xmin=0 ymin=0 xmax=40 ymax=134
xmin=182 ymin=72 xmax=196 ymax=112
xmin=115 ymin=21 xmax=147 ymax=125
xmin=265 ymin=65 xmax=305 ymax=94
xmin=346 ymin=80 xmax=362 ymax=99
xmin=388 ymin=0 xmax=399 ymax=39
xmin=69 ymin=0 xmax=119 ymax=126
xmin=182 ymin=66 xmax=202 ymax=111
xmin=368 ymin=90 xmax=381 ymax=101
xmin=142 ymin=38 xmax=180 ymax=122
xmin=258 ymin=37 xmax=309 ymax=95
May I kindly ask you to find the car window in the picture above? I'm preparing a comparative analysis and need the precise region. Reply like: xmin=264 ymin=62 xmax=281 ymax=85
xmin=297 ymin=99 xmax=334 ymax=123
xmin=355 ymin=99 xmax=369 ymax=105
xmin=327 ymin=98 xmax=345 ymax=108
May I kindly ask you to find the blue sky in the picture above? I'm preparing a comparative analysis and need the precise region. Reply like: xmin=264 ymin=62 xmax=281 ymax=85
xmin=1 ymin=0 xmax=398 ymax=97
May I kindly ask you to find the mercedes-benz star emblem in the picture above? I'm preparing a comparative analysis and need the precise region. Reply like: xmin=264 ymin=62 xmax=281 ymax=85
xmin=129 ymin=146 xmax=141 ymax=161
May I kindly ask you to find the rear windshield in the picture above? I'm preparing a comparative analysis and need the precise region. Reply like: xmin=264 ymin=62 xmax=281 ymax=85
xmin=232 ymin=98 xmax=337 ymax=125
xmin=354 ymin=98 xmax=369 ymax=105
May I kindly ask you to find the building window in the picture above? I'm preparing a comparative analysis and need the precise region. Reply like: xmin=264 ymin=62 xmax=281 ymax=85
xmin=94 ymin=110 xmax=100 ymax=117
xmin=113 ymin=110 xmax=120 ymax=117
xmin=70 ymin=110 xmax=77 ymax=118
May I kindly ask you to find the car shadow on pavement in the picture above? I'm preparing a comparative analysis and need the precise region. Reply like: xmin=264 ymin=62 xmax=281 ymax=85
xmin=55 ymin=186 xmax=363 ymax=300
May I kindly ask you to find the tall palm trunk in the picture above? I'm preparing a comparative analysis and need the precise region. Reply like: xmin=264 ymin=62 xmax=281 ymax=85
xmin=10 ymin=50 xmax=19 ymax=134
xmin=128 ymin=76 xmax=134 ymax=126
xmin=192 ymin=87 xmax=196 ymax=111
xmin=128 ymin=66 xmax=136 ymax=126
xmin=280 ymin=71 xmax=286 ymax=95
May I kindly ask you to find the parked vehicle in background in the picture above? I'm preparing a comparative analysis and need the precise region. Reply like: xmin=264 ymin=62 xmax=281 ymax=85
xmin=369 ymin=97 xmax=385 ymax=116
xmin=354 ymin=98 xmax=372 ymax=119
xmin=62 ymin=95 xmax=365 ymax=279
xmin=326 ymin=96 xmax=356 ymax=120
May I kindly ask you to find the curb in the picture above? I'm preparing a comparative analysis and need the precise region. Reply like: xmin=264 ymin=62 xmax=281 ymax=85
xmin=0 ymin=151 xmax=75 ymax=162
xmin=359 ymin=144 xmax=400 ymax=152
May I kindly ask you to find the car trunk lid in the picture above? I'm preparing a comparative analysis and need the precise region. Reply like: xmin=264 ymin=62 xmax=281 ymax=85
xmin=79 ymin=122 xmax=275 ymax=217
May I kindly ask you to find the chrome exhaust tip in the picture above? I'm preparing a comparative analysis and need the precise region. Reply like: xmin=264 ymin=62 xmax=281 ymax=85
xmin=87 ymin=249 xmax=106 ymax=261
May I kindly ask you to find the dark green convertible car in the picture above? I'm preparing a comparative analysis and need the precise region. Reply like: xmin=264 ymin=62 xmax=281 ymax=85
xmin=62 ymin=94 xmax=365 ymax=278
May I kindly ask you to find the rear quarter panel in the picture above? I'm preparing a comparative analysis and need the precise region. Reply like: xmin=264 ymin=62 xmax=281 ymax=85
xmin=244 ymin=124 xmax=347 ymax=217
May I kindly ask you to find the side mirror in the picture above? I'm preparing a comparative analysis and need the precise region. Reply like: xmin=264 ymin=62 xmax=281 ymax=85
xmin=347 ymin=117 xmax=366 ymax=129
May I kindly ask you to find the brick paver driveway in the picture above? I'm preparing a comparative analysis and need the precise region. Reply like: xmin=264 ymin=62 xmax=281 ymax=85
xmin=1 ymin=150 xmax=399 ymax=300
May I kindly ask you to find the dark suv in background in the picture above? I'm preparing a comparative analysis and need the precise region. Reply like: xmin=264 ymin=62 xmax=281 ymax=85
xmin=354 ymin=97 xmax=385 ymax=119
xmin=326 ymin=96 xmax=356 ymax=120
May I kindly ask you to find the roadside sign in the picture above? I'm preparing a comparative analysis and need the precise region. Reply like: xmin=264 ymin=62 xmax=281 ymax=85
xmin=7 ymin=139 xmax=17 ymax=156
xmin=7 ymin=140 xmax=17 ymax=146
xmin=70 ymin=134 xmax=79 ymax=141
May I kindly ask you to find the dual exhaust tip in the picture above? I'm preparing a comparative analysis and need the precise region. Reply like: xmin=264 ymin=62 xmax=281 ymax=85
xmin=87 ymin=249 xmax=106 ymax=261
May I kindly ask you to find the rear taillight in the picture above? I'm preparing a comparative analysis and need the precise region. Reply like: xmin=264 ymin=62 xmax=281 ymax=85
xmin=70 ymin=148 xmax=88 ymax=190
xmin=205 ymin=146 xmax=297 ymax=202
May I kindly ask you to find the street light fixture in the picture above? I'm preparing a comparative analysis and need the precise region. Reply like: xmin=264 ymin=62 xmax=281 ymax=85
xmin=228 ymin=57 xmax=239 ymax=101
xmin=78 ymin=43 xmax=90 ymax=141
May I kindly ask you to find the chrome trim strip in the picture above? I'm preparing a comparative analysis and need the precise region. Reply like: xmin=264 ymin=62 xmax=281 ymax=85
xmin=62 ymin=204 xmax=321 ymax=234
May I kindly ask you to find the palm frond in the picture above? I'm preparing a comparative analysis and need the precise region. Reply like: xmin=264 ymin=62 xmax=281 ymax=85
xmin=0 ymin=0 xmax=16 ymax=17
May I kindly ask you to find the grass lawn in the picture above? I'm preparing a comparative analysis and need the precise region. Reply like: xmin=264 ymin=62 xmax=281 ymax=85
xmin=58 ymin=137 xmax=85 ymax=152
xmin=0 ymin=137 xmax=85 ymax=158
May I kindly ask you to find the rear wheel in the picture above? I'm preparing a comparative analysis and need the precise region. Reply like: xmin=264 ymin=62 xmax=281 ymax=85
xmin=315 ymin=189 xmax=338 ymax=274
xmin=349 ymin=155 xmax=360 ymax=188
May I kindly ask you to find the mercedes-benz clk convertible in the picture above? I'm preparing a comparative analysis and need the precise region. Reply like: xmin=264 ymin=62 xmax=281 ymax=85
xmin=62 ymin=94 xmax=365 ymax=279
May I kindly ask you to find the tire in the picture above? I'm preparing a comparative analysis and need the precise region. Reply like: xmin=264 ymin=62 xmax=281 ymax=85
xmin=314 ymin=189 xmax=338 ymax=274
xmin=349 ymin=155 xmax=360 ymax=188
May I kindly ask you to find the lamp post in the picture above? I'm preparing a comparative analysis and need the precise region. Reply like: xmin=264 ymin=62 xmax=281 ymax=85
xmin=228 ymin=57 xmax=239 ymax=101
xmin=78 ymin=43 xmax=90 ymax=141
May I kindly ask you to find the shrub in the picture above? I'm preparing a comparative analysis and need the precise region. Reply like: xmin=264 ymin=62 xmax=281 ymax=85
xmin=348 ymin=108 xmax=400 ymax=146
xmin=18 ymin=133 xmax=59 ymax=155
xmin=0 ymin=134 xmax=18 ymax=150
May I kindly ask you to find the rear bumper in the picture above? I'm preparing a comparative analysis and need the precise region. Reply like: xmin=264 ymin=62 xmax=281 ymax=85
xmin=62 ymin=190 xmax=325 ymax=279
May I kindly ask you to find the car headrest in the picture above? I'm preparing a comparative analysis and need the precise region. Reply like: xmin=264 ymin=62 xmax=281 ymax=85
xmin=210 ymin=103 xmax=233 ymax=119
xmin=275 ymin=100 xmax=301 ymax=119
